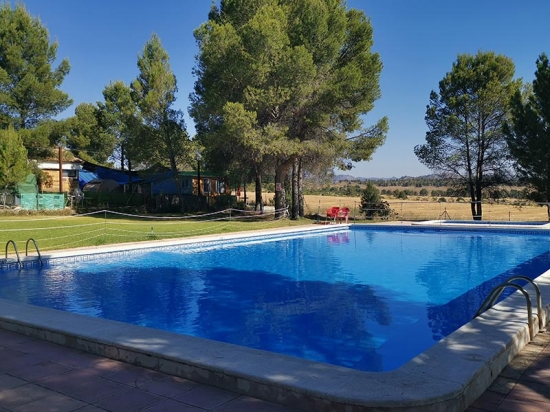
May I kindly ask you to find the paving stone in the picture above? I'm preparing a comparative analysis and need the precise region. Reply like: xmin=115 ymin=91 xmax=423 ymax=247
xmin=0 ymin=374 xmax=27 ymax=391
xmin=174 ymin=385 xmax=240 ymax=410
xmin=60 ymin=377 xmax=128 ymax=404
xmin=507 ymin=380 xmax=550 ymax=404
xmin=213 ymin=395 xmax=285 ymax=412
xmin=469 ymin=390 xmax=505 ymax=411
xmin=487 ymin=376 xmax=517 ymax=395
xmin=12 ymin=391 xmax=86 ymax=412
xmin=94 ymin=387 xmax=164 ymax=411
xmin=143 ymin=399 xmax=206 ymax=412
xmin=12 ymin=361 xmax=71 ymax=382
xmin=496 ymin=397 xmax=550 ymax=412
xmin=0 ymin=383 xmax=57 ymax=409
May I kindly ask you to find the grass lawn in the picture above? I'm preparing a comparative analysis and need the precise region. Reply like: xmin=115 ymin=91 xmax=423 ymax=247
xmin=2 ymin=195 xmax=548 ymax=256
xmin=0 ymin=211 xmax=312 ymax=254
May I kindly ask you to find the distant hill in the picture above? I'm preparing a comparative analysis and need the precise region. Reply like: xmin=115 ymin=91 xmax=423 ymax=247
xmin=333 ymin=174 xmax=439 ymax=182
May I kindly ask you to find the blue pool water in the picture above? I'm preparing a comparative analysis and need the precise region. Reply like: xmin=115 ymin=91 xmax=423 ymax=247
xmin=1 ymin=226 xmax=550 ymax=372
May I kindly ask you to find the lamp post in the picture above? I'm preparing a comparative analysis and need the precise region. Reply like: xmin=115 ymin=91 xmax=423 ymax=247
xmin=195 ymin=150 xmax=202 ymax=198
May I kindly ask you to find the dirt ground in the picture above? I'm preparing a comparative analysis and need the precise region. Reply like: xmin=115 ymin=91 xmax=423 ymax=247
xmin=252 ymin=193 xmax=549 ymax=222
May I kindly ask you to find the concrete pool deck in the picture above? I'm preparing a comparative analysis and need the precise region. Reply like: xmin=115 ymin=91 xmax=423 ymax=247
xmin=0 ymin=224 xmax=549 ymax=411
xmin=2 ymin=325 xmax=550 ymax=411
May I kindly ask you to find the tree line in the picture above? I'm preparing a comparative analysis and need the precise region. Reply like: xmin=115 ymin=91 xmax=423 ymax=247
xmin=0 ymin=2 xmax=548 ymax=220
xmin=0 ymin=1 xmax=387 ymax=217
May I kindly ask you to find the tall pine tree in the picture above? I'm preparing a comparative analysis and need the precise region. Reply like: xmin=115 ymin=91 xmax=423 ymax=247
xmin=0 ymin=3 xmax=71 ymax=130
xmin=191 ymin=0 xmax=387 ymax=217
xmin=505 ymin=53 xmax=550 ymax=219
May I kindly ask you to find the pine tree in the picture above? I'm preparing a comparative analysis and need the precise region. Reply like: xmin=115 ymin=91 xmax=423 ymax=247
xmin=505 ymin=53 xmax=550 ymax=219
xmin=0 ymin=127 xmax=30 ymax=189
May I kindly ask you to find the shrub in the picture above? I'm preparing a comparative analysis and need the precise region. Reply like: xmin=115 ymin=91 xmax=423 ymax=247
xmin=396 ymin=191 xmax=408 ymax=199
xmin=360 ymin=182 xmax=392 ymax=219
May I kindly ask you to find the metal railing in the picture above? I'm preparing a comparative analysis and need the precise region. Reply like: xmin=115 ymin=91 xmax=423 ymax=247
xmin=25 ymin=238 xmax=43 ymax=267
xmin=474 ymin=276 xmax=544 ymax=340
xmin=3 ymin=238 xmax=43 ymax=270
xmin=5 ymin=240 xmax=21 ymax=270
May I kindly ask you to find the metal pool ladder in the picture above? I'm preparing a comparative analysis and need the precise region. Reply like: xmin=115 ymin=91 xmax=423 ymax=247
xmin=4 ymin=240 xmax=22 ymax=270
xmin=474 ymin=276 xmax=543 ymax=341
xmin=4 ymin=238 xmax=43 ymax=270
xmin=25 ymin=238 xmax=43 ymax=267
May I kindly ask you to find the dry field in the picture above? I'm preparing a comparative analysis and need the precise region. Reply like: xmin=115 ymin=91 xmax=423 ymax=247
xmin=260 ymin=193 xmax=549 ymax=222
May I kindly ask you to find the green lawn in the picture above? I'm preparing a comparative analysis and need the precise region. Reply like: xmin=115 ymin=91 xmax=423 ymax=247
xmin=0 ymin=211 xmax=312 ymax=255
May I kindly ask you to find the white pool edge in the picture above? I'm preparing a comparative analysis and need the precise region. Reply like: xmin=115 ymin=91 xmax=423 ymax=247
xmin=413 ymin=220 xmax=550 ymax=229
xmin=0 ymin=224 xmax=547 ymax=411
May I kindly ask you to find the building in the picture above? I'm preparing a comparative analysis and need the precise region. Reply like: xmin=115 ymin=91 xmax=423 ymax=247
xmin=36 ymin=159 xmax=83 ymax=194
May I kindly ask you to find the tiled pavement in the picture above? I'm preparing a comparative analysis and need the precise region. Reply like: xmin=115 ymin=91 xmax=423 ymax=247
xmin=1 ymin=327 xmax=550 ymax=412
xmin=466 ymin=328 xmax=550 ymax=412
xmin=0 ymin=328 xmax=305 ymax=412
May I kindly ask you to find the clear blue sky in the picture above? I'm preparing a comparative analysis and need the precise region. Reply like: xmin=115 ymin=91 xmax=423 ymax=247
xmin=10 ymin=0 xmax=549 ymax=178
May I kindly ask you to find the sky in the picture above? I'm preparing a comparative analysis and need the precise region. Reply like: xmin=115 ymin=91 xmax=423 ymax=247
xmin=8 ymin=0 xmax=550 ymax=178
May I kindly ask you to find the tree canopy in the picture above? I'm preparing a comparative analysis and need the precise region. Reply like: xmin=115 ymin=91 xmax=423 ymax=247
xmin=414 ymin=51 xmax=520 ymax=220
xmin=65 ymin=102 xmax=117 ymax=164
xmin=190 ymin=0 xmax=387 ymax=215
xmin=99 ymin=80 xmax=138 ymax=169
xmin=0 ymin=3 xmax=71 ymax=130
xmin=0 ymin=126 xmax=29 ymax=189
xmin=130 ymin=34 xmax=192 ymax=171
xmin=505 ymin=53 xmax=550 ymax=218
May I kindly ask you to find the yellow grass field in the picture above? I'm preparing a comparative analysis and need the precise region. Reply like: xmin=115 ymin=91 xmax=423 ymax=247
xmin=260 ymin=193 xmax=549 ymax=222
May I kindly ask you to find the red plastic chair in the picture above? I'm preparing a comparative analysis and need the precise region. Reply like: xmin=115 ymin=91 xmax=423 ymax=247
xmin=338 ymin=207 xmax=350 ymax=224
xmin=326 ymin=207 xmax=340 ymax=223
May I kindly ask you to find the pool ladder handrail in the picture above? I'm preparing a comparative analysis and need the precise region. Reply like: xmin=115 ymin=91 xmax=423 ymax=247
xmin=4 ymin=239 xmax=43 ymax=270
xmin=25 ymin=238 xmax=43 ymax=267
xmin=5 ymin=240 xmax=22 ymax=270
xmin=474 ymin=276 xmax=543 ymax=340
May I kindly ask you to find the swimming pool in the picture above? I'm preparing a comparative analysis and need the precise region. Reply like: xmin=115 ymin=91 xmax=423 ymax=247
xmin=1 ymin=225 xmax=550 ymax=372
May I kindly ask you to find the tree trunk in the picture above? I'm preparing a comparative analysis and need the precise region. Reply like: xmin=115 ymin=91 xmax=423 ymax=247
xmin=298 ymin=158 xmax=304 ymax=217
xmin=291 ymin=158 xmax=299 ymax=219
xmin=275 ymin=157 xmax=294 ymax=218
xmin=128 ymin=159 xmax=133 ymax=194
xmin=172 ymin=169 xmax=183 ymax=212
xmin=469 ymin=185 xmax=476 ymax=220
xmin=168 ymin=154 xmax=183 ymax=212
xmin=254 ymin=172 xmax=263 ymax=212
xmin=474 ymin=177 xmax=483 ymax=221
xmin=128 ymin=160 xmax=132 ymax=183
xmin=275 ymin=167 xmax=285 ymax=217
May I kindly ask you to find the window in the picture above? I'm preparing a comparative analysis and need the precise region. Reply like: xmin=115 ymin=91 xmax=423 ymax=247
xmin=62 ymin=170 xmax=77 ymax=178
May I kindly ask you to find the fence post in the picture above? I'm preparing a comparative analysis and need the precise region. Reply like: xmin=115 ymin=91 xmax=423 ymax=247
xmin=318 ymin=200 xmax=320 ymax=219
